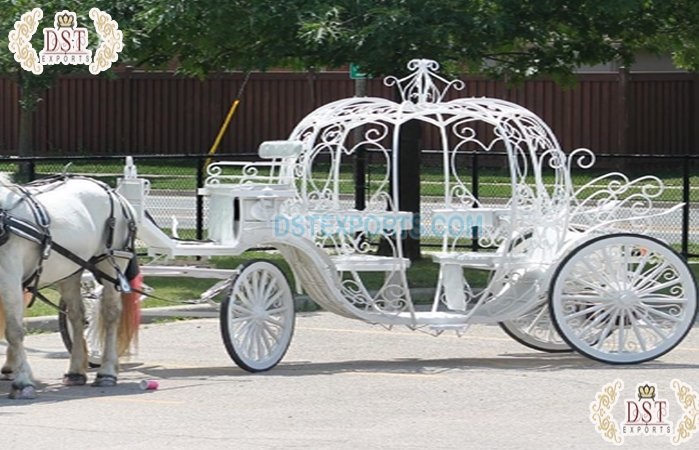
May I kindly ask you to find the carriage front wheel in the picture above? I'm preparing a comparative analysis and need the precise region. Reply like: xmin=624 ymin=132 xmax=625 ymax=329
xmin=220 ymin=260 xmax=295 ymax=372
xmin=549 ymin=234 xmax=697 ymax=364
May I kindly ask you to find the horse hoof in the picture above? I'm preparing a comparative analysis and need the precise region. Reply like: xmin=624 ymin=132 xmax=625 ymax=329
xmin=93 ymin=374 xmax=117 ymax=387
xmin=63 ymin=373 xmax=87 ymax=386
xmin=8 ymin=385 xmax=36 ymax=400
xmin=0 ymin=372 xmax=13 ymax=381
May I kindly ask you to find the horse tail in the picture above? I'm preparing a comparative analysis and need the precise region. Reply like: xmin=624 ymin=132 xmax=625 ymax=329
xmin=117 ymin=268 xmax=142 ymax=357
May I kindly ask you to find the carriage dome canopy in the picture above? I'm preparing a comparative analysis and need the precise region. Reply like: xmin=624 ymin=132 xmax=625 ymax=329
xmin=288 ymin=59 xmax=569 ymax=213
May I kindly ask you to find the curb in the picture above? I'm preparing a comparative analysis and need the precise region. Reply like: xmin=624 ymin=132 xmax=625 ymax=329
xmin=24 ymin=288 xmax=437 ymax=334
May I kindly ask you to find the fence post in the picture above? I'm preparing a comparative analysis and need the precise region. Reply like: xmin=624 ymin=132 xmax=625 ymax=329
xmin=682 ymin=155 xmax=690 ymax=258
xmin=28 ymin=159 xmax=36 ymax=182
xmin=354 ymin=148 xmax=366 ymax=211
xmin=196 ymin=156 xmax=205 ymax=241
xmin=471 ymin=152 xmax=479 ymax=252
xmin=354 ymin=77 xmax=367 ymax=211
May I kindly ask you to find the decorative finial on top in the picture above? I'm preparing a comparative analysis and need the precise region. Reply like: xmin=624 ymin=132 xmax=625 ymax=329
xmin=384 ymin=59 xmax=465 ymax=105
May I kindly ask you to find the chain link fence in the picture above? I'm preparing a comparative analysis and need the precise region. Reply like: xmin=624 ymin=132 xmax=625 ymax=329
xmin=1 ymin=152 xmax=697 ymax=258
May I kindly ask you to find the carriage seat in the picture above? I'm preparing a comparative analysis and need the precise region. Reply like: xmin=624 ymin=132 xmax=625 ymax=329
xmin=198 ymin=141 xmax=302 ymax=244
xmin=299 ymin=210 xmax=414 ymax=272
xmin=202 ymin=140 xmax=302 ymax=187
xmin=429 ymin=207 xmax=513 ymax=268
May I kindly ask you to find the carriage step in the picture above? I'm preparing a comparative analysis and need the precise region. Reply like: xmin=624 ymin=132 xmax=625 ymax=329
xmin=430 ymin=251 xmax=502 ymax=269
xmin=331 ymin=254 xmax=411 ymax=272
xmin=430 ymin=251 xmax=528 ymax=269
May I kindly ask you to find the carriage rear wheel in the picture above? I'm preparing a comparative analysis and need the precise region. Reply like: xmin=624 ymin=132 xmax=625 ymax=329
xmin=220 ymin=260 xmax=295 ymax=372
xmin=499 ymin=231 xmax=571 ymax=353
xmin=549 ymin=234 xmax=697 ymax=364
xmin=499 ymin=300 xmax=572 ymax=353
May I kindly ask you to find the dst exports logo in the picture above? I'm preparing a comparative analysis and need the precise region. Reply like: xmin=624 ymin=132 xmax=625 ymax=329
xmin=7 ymin=8 xmax=122 ymax=75
xmin=590 ymin=379 xmax=698 ymax=445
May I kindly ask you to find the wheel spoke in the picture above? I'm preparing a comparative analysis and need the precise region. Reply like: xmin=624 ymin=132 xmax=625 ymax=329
xmin=628 ymin=247 xmax=653 ymax=282
xmin=562 ymin=303 xmax=607 ymax=320
xmin=633 ymin=261 xmax=672 ymax=292
xmin=255 ymin=326 xmax=271 ymax=357
xmin=238 ymin=279 xmax=256 ymax=308
xmin=264 ymin=289 xmax=284 ymax=309
xmin=594 ymin=309 xmax=618 ymax=350
xmin=637 ymin=316 xmax=669 ymax=341
xmin=617 ymin=310 xmax=626 ymax=353
xmin=261 ymin=320 xmax=280 ymax=341
xmin=235 ymin=320 xmax=254 ymax=349
xmin=575 ymin=307 xmax=612 ymax=340
xmin=523 ymin=305 xmax=548 ymax=335
xmin=264 ymin=315 xmax=286 ymax=329
xmin=641 ymin=296 xmax=688 ymax=304
xmin=260 ymin=322 xmax=279 ymax=350
xmin=637 ymin=278 xmax=682 ymax=296
xmin=230 ymin=301 xmax=253 ymax=316
xmin=567 ymin=275 xmax=611 ymax=297
xmin=256 ymin=270 xmax=270 ymax=303
xmin=248 ymin=322 xmax=260 ymax=360
xmin=260 ymin=272 xmax=275 ymax=303
xmin=601 ymin=247 xmax=623 ymax=291
xmin=631 ymin=318 xmax=649 ymax=353
xmin=266 ymin=306 xmax=290 ymax=316
xmin=251 ymin=270 xmax=261 ymax=302
xmin=230 ymin=316 xmax=254 ymax=324
xmin=580 ymin=256 xmax=615 ymax=290
xmin=638 ymin=305 xmax=683 ymax=323
xmin=560 ymin=294 xmax=613 ymax=305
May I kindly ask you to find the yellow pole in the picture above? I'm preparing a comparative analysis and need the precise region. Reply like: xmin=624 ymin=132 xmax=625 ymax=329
xmin=206 ymin=98 xmax=240 ymax=166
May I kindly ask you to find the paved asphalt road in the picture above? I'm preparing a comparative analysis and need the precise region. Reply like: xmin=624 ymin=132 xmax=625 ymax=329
xmin=2 ymin=312 xmax=699 ymax=449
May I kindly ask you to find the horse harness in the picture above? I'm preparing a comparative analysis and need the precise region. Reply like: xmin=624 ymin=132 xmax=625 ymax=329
xmin=0 ymin=175 xmax=137 ymax=303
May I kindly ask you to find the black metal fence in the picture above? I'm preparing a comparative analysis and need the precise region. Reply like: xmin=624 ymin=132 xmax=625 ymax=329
xmin=2 ymin=151 xmax=697 ymax=258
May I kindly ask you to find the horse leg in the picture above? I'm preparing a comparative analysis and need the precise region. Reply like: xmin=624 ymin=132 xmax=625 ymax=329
xmin=93 ymin=261 xmax=122 ymax=387
xmin=56 ymin=272 xmax=88 ymax=386
xmin=0 ymin=285 xmax=36 ymax=399
xmin=1 ymin=345 xmax=17 ymax=380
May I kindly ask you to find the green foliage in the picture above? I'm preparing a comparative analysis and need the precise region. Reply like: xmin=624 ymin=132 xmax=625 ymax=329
xmin=124 ymin=0 xmax=699 ymax=82
xmin=3 ymin=1 xmax=697 ymax=104
xmin=642 ymin=0 xmax=699 ymax=70
xmin=296 ymin=0 xmax=699 ymax=80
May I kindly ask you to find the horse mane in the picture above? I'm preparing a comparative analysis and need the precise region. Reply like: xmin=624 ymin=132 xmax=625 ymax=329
xmin=0 ymin=172 xmax=13 ymax=185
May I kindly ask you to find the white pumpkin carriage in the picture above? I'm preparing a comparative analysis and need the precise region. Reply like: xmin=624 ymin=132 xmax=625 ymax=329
xmin=110 ymin=59 xmax=698 ymax=369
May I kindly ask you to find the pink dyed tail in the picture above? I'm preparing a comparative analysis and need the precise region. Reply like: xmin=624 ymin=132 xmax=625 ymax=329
xmin=117 ymin=273 xmax=142 ymax=356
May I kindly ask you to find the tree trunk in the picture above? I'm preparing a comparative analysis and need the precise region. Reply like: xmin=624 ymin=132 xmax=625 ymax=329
xmin=397 ymin=119 xmax=422 ymax=260
xmin=354 ymin=77 xmax=367 ymax=211
xmin=378 ymin=118 xmax=423 ymax=260
xmin=17 ymin=72 xmax=37 ymax=182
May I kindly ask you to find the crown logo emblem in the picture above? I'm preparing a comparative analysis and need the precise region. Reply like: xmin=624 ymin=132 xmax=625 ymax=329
xmin=55 ymin=11 xmax=75 ymax=28
xmin=637 ymin=384 xmax=656 ymax=400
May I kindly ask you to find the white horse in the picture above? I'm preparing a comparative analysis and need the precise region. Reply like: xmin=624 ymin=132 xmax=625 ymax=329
xmin=0 ymin=174 xmax=140 ymax=399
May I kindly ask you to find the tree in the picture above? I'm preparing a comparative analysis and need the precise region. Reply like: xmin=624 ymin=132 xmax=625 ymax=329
xmin=4 ymin=1 xmax=696 ymax=253
xmin=297 ymin=0 xmax=699 ymax=80
xmin=641 ymin=0 xmax=699 ymax=70
xmin=132 ymin=0 xmax=698 ymax=259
